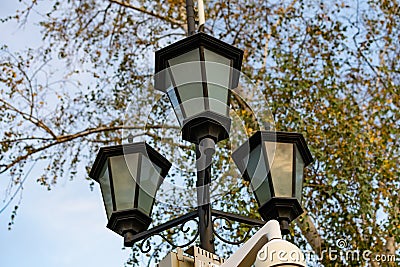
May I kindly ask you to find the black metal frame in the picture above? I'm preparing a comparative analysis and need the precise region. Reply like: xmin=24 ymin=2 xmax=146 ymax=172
xmin=89 ymin=142 xmax=172 ymax=237
xmin=257 ymin=197 xmax=303 ymax=234
xmin=90 ymin=142 xmax=171 ymax=180
xmin=232 ymin=131 xmax=313 ymax=181
xmin=123 ymin=209 xmax=265 ymax=250
xmin=231 ymin=131 xmax=314 ymax=233
xmin=154 ymin=32 xmax=243 ymax=91
xmin=154 ymin=32 xmax=243 ymax=144
xmin=212 ymin=210 xmax=264 ymax=245
xmin=107 ymin=209 xmax=152 ymax=236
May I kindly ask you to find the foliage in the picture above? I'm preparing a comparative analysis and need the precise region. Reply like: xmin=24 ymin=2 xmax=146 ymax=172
xmin=0 ymin=0 xmax=399 ymax=266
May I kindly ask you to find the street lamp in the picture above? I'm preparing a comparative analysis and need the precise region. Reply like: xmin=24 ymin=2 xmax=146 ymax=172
xmin=89 ymin=142 xmax=171 ymax=241
xmin=153 ymin=31 xmax=244 ymax=253
xmin=232 ymin=131 xmax=313 ymax=234
xmin=88 ymin=2 xmax=312 ymax=265
xmin=154 ymin=32 xmax=243 ymax=144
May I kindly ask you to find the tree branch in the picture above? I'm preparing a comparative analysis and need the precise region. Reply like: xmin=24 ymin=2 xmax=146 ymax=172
xmin=0 ymin=124 xmax=179 ymax=174
xmin=296 ymin=212 xmax=323 ymax=258
xmin=108 ymin=0 xmax=184 ymax=27
xmin=0 ymin=98 xmax=57 ymax=139
xmin=258 ymin=0 xmax=298 ymax=84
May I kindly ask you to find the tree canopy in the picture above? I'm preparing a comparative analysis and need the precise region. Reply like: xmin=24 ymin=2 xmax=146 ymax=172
xmin=0 ymin=0 xmax=399 ymax=266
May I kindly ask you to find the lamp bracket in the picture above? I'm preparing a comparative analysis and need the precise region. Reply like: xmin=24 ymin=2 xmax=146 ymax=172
xmin=124 ymin=209 xmax=265 ymax=252
xmin=211 ymin=210 xmax=265 ymax=245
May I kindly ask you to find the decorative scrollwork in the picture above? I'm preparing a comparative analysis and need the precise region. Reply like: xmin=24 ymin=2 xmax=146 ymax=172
xmin=212 ymin=215 xmax=260 ymax=245
xmin=137 ymin=218 xmax=199 ymax=253
xmin=139 ymin=238 xmax=152 ymax=253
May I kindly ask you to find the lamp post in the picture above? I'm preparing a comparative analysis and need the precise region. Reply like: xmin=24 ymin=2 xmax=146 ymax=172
xmin=88 ymin=1 xmax=313 ymax=265
xmin=154 ymin=30 xmax=243 ymax=253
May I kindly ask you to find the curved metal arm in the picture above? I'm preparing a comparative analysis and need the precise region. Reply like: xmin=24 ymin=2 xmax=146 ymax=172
xmin=212 ymin=216 xmax=254 ymax=245
xmin=211 ymin=209 xmax=265 ymax=246
xmin=137 ymin=219 xmax=199 ymax=253
xmin=124 ymin=208 xmax=273 ymax=259
xmin=124 ymin=210 xmax=198 ymax=247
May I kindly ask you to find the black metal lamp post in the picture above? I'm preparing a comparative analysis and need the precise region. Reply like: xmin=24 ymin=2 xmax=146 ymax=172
xmin=232 ymin=131 xmax=313 ymax=234
xmin=154 ymin=31 xmax=244 ymax=253
xmin=88 ymin=2 xmax=314 ymax=260
xmin=89 ymin=142 xmax=171 ymax=244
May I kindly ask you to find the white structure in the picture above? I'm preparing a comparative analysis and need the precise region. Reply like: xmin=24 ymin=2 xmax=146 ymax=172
xmin=221 ymin=220 xmax=306 ymax=267
xmin=157 ymin=220 xmax=306 ymax=267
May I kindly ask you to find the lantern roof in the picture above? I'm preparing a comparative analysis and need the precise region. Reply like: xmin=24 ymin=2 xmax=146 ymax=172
xmin=89 ymin=142 xmax=171 ymax=182
xmin=154 ymin=32 xmax=244 ymax=90
xmin=233 ymin=131 xmax=313 ymax=178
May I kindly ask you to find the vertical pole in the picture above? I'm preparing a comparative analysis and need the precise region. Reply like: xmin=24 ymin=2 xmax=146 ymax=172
xmin=185 ymin=0 xmax=196 ymax=36
xmin=196 ymin=138 xmax=216 ymax=253
xmin=197 ymin=0 xmax=205 ymax=32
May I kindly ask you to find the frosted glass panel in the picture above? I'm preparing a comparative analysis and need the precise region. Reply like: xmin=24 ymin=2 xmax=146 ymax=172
xmin=168 ymin=50 xmax=202 ymax=86
xmin=110 ymin=154 xmax=139 ymax=211
xmin=139 ymin=156 xmax=162 ymax=199
xmin=254 ymin=180 xmax=272 ymax=206
xmin=99 ymin=166 xmax=113 ymax=219
xmin=204 ymin=49 xmax=231 ymax=65
xmin=138 ymin=155 xmax=162 ymax=214
xmin=204 ymin=49 xmax=231 ymax=89
xmin=244 ymin=144 xmax=271 ymax=205
xmin=138 ymin=189 xmax=154 ymax=215
xmin=295 ymin=147 xmax=304 ymax=202
xmin=265 ymin=142 xmax=293 ymax=197
xmin=177 ymin=83 xmax=205 ymax=118
xmin=169 ymin=49 xmax=200 ymax=65
xmin=167 ymin=89 xmax=184 ymax=126
xmin=207 ymin=84 xmax=229 ymax=116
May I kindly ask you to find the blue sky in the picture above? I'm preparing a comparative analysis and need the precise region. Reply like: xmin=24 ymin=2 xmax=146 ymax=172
xmin=0 ymin=1 xmax=132 ymax=266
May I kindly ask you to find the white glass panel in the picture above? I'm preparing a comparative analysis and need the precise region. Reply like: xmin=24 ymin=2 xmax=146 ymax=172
xmin=168 ymin=50 xmax=202 ymax=87
xmin=265 ymin=142 xmax=293 ymax=197
xmin=178 ymin=83 xmax=205 ymax=118
xmin=167 ymin=89 xmax=184 ymax=126
xmin=204 ymin=49 xmax=231 ymax=65
xmin=138 ymin=156 xmax=162 ymax=215
xmin=99 ymin=166 xmax=113 ymax=219
xmin=204 ymin=50 xmax=231 ymax=89
xmin=156 ymin=67 xmax=172 ymax=91
xmin=138 ymin=189 xmax=154 ymax=215
xmin=244 ymin=144 xmax=271 ymax=205
xmin=110 ymin=154 xmax=139 ymax=211
xmin=207 ymin=84 xmax=229 ymax=116
xmin=168 ymin=52 xmax=204 ymax=119
xmin=295 ymin=147 xmax=305 ymax=203
xmin=169 ymin=49 xmax=200 ymax=65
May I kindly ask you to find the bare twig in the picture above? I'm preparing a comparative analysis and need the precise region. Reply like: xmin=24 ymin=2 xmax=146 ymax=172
xmin=0 ymin=124 xmax=179 ymax=174
xmin=108 ymin=0 xmax=184 ymax=27
xmin=0 ymin=98 xmax=57 ymax=139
